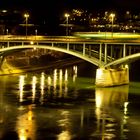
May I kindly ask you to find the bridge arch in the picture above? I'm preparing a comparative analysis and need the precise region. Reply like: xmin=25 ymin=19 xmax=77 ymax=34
xmin=0 ymin=45 xmax=105 ymax=67
xmin=104 ymin=53 xmax=140 ymax=68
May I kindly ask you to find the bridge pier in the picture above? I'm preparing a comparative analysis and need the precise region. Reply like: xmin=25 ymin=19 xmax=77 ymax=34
xmin=95 ymin=67 xmax=129 ymax=87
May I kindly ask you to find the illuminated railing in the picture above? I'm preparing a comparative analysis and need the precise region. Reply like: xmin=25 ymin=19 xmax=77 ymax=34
xmin=1 ymin=34 xmax=140 ymax=67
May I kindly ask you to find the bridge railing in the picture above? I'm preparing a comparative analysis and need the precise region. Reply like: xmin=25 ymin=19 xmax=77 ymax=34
xmin=0 ymin=40 xmax=106 ymax=65
xmin=1 ymin=37 xmax=140 ymax=67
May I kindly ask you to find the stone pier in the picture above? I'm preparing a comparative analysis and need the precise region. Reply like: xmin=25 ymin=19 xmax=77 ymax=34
xmin=95 ymin=67 xmax=129 ymax=87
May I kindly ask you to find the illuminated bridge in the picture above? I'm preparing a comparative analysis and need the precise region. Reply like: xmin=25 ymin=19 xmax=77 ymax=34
xmin=1 ymin=32 xmax=140 ymax=87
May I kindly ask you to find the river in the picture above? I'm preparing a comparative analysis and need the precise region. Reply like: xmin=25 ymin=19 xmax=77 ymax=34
xmin=0 ymin=62 xmax=140 ymax=140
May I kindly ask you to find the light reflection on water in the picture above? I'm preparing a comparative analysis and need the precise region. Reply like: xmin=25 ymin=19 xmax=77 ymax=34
xmin=94 ymin=86 xmax=129 ymax=139
xmin=0 ymin=65 xmax=140 ymax=139
xmin=16 ymin=106 xmax=36 ymax=140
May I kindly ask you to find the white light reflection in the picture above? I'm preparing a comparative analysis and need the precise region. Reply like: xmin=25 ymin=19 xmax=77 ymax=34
xmin=124 ymin=102 xmax=129 ymax=114
xmin=72 ymin=66 xmax=77 ymax=82
xmin=19 ymin=75 xmax=25 ymax=102
xmin=64 ymin=69 xmax=68 ymax=82
xmin=95 ymin=91 xmax=102 ymax=108
xmin=95 ymin=90 xmax=102 ymax=134
xmin=120 ymin=101 xmax=129 ymax=138
xmin=47 ymin=76 xmax=52 ymax=94
xmin=73 ymin=65 xmax=77 ymax=74
xmin=57 ymin=111 xmax=71 ymax=140
xmin=123 ymin=101 xmax=129 ymax=124
xmin=59 ymin=69 xmax=63 ymax=97
xmin=32 ymin=76 xmax=37 ymax=103
xmin=64 ymin=69 xmax=68 ymax=97
xmin=94 ymin=85 xmax=129 ymax=139
xmin=57 ymin=130 xmax=71 ymax=140
xmin=16 ymin=106 xmax=36 ymax=140
xmin=40 ymin=72 xmax=45 ymax=90
xmin=53 ymin=69 xmax=58 ymax=96
xmin=40 ymin=72 xmax=45 ymax=104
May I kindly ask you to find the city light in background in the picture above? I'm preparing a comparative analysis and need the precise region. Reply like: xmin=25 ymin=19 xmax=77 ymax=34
xmin=0 ymin=8 xmax=140 ymax=35
xmin=109 ymin=13 xmax=115 ymax=38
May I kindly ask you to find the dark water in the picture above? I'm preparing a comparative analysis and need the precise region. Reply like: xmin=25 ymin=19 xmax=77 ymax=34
xmin=0 ymin=63 xmax=140 ymax=140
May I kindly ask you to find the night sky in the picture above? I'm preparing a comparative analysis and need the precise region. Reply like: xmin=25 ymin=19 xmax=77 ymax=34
xmin=0 ymin=0 xmax=140 ymax=12
xmin=0 ymin=0 xmax=140 ymax=35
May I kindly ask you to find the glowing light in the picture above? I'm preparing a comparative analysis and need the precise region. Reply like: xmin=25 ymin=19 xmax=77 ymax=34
xmin=30 ymin=41 xmax=34 ymax=45
xmin=48 ymin=76 xmax=52 ymax=86
xmin=2 ymin=10 xmax=7 ymax=13
xmin=19 ymin=134 xmax=26 ymax=140
xmin=32 ymin=76 xmax=37 ymax=102
xmin=24 ymin=13 xmax=29 ymax=38
xmin=95 ymin=92 xmax=102 ymax=108
xmin=57 ymin=130 xmax=71 ymax=140
xmin=16 ymin=109 xmax=36 ymax=140
xmin=74 ymin=32 xmax=140 ymax=39
xmin=64 ymin=13 xmax=70 ymax=36
xmin=59 ymin=69 xmax=63 ymax=97
xmin=53 ymin=69 xmax=58 ymax=95
xmin=124 ymin=101 xmax=129 ymax=115
xmin=24 ymin=13 xmax=29 ymax=18
xmin=59 ymin=69 xmax=63 ymax=81
xmin=47 ymin=76 xmax=52 ymax=94
xmin=57 ymin=111 xmax=71 ymax=140
xmin=73 ymin=66 xmax=77 ymax=82
xmin=124 ymin=101 xmax=129 ymax=108
xmin=96 ymin=68 xmax=104 ymax=79
xmin=65 ymin=69 xmax=68 ymax=82
xmin=73 ymin=65 xmax=77 ymax=74
xmin=40 ymin=72 xmax=45 ymax=90
xmin=40 ymin=72 xmax=45 ymax=104
xmin=64 ymin=13 xmax=70 ymax=18
xmin=125 ymin=64 xmax=129 ymax=68
xmin=109 ymin=13 xmax=115 ymax=21
xmin=73 ymin=74 xmax=77 ymax=82
xmin=19 ymin=75 xmax=25 ymax=102
xmin=27 ymin=111 xmax=33 ymax=121
xmin=64 ymin=69 xmax=68 ymax=96
xmin=53 ymin=69 xmax=57 ymax=84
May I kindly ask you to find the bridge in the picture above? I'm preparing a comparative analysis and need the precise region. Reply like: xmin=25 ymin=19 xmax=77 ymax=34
xmin=1 ymin=32 xmax=140 ymax=87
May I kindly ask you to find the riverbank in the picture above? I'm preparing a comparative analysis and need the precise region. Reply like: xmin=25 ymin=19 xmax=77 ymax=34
xmin=0 ymin=58 xmax=84 ymax=75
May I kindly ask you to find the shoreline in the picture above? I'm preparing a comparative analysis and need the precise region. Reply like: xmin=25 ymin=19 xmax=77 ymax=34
xmin=0 ymin=58 xmax=84 ymax=75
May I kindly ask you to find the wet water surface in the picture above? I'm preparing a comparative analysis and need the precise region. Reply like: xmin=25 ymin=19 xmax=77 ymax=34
xmin=0 ymin=64 xmax=140 ymax=140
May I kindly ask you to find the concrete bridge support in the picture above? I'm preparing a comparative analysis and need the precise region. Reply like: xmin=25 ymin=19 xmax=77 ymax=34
xmin=95 ymin=67 xmax=129 ymax=87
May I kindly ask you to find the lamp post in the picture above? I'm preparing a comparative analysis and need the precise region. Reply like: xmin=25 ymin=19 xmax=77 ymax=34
xmin=109 ymin=13 xmax=115 ymax=38
xmin=24 ymin=13 xmax=29 ymax=38
xmin=65 ymin=13 xmax=70 ymax=36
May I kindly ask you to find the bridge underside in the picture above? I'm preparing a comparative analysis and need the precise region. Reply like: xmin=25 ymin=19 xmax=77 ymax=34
xmin=0 ymin=42 xmax=140 ymax=87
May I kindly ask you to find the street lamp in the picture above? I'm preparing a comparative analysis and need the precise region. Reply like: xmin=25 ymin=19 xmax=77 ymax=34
xmin=65 ymin=13 xmax=70 ymax=36
xmin=109 ymin=13 xmax=115 ymax=38
xmin=24 ymin=13 xmax=29 ymax=38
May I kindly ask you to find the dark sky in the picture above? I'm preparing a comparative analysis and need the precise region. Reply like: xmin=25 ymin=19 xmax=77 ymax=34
xmin=0 ymin=0 xmax=140 ymax=12
xmin=0 ymin=0 xmax=140 ymax=35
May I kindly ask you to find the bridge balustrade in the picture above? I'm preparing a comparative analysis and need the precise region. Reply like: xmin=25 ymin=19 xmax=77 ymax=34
xmin=1 ymin=36 xmax=140 ymax=86
xmin=0 ymin=40 xmax=106 ymax=66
